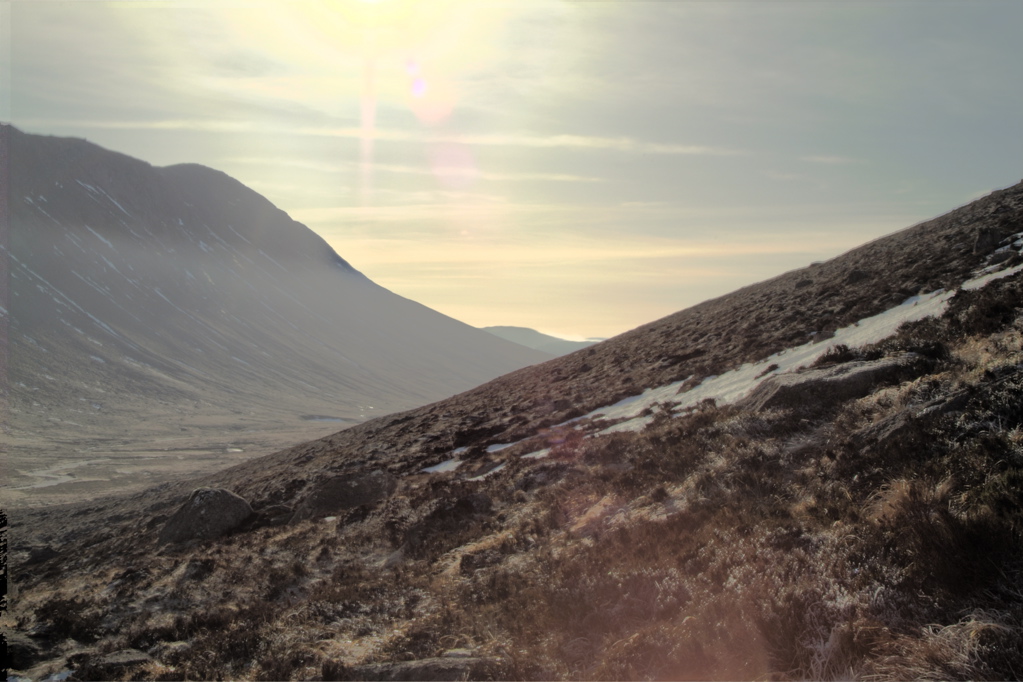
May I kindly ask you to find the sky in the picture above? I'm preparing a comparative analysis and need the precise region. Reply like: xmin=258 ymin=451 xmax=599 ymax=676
xmin=3 ymin=0 xmax=1021 ymax=340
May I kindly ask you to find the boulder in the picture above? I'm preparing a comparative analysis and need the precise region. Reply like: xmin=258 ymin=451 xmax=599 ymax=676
xmin=291 ymin=470 xmax=397 ymax=523
xmin=158 ymin=488 xmax=253 ymax=544
xmin=740 ymin=353 xmax=925 ymax=414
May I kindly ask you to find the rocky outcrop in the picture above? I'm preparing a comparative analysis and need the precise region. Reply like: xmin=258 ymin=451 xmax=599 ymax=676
xmin=291 ymin=470 xmax=397 ymax=523
xmin=740 ymin=353 xmax=925 ymax=413
xmin=158 ymin=488 xmax=253 ymax=544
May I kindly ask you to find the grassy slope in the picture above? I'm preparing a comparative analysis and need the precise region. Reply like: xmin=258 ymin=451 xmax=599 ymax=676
xmin=6 ymin=183 xmax=1023 ymax=680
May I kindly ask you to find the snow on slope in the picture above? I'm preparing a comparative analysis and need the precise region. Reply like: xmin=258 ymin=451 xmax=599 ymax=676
xmin=584 ymin=261 xmax=1019 ymax=434
xmin=421 ymin=259 xmax=1022 ymax=466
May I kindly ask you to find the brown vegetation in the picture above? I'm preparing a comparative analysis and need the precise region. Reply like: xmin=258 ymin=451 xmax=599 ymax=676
xmin=5 ymin=184 xmax=1023 ymax=680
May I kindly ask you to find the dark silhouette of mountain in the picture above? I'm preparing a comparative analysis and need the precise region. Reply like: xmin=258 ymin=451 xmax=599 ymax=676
xmin=2 ymin=124 xmax=549 ymax=504
xmin=7 ymin=174 xmax=1023 ymax=680
xmin=482 ymin=325 xmax=599 ymax=356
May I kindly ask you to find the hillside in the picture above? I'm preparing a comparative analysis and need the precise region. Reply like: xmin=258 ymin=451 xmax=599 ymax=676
xmin=1 ymin=125 xmax=548 ymax=506
xmin=482 ymin=326 xmax=598 ymax=356
xmin=5 ymin=181 xmax=1023 ymax=680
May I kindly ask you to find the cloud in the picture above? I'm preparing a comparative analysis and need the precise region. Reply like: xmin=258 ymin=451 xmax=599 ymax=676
xmin=20 ymin=116 xmax=743 ymax=157
xmin=799 ymin=155 xmax=864 ymax=165
xmin=225 ymin=156 xmax=605 ymax=183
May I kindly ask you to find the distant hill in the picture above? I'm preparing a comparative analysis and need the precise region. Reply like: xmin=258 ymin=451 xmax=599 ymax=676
xmin=2 ymin=125 xmax=549 ymax=504
xmin=9 ymin=179 xmax=1023 ymax=680
xmin=482 ymin=326 xmax=601 ymax=356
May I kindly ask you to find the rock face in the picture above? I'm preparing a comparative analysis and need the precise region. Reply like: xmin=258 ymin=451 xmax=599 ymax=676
xmin=291 ymin=471 xmax=397 ymax=523
xmin=740 ymin=353 xmax=925 ymax=413
xmin=158 ymin=488 xmax=253 ymax=544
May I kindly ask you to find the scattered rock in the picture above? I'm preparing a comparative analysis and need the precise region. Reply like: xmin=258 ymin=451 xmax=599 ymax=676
xmin=158 ymin=488 xmax=253 ymax=544
xmin=740 ymin=353 xmax=926 ymax=414
xmin=291 ymin=470 xmax=397 ymax=523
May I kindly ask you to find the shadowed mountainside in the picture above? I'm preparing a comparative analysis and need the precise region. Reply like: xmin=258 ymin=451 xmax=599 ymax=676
xmin=6 ymin=180 xmax=1023 ymax=680
xmin=2 ymin=125 xmax=549 ymax=505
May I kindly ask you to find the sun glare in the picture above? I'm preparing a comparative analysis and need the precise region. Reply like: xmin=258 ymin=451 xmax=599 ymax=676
xmin=220 ymin=0 xmax=512 ymax=203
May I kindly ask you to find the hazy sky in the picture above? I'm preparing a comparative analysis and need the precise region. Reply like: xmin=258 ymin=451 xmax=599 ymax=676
xmin=4 ymin=1 xmax=1021 ymax=339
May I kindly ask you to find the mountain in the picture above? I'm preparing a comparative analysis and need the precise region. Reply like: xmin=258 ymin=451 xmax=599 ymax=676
xmin=1 ymin=125 xmax=549 ymax=506
xmin=7 ymin=181 xmax=1023 ymax=681
xmin=482 ymin=325 xmax=600 ymax=356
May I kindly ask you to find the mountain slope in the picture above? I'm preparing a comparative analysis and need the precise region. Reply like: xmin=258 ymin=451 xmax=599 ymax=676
xmin=482 ymin=326 xmax=598 ymax=356
xmin=2 ymin=125 xmax=549 ymax=504
xmin=7 ymin=181 xmax=1023 ymax=681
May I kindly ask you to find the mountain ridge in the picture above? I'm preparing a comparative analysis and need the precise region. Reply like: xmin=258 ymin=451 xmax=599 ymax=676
xmin=2 ymin=125 xmax=550 ymax=505
xmin=482 ymin=326 xmax=599 ymax=356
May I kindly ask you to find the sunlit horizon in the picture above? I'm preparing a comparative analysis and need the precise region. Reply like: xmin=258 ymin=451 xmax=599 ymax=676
xmin=6 ymin=0 xmax=1021 ymax=339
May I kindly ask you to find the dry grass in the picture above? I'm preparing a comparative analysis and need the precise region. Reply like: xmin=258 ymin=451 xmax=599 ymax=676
xmin=8 ymin=277 xmax=1023 ymax=681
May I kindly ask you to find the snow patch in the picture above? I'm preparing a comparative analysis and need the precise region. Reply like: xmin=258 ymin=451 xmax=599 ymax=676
xmin=585 ymin=287 xmax=957 ymax=431
xmin=961 ymin=263 xmax=1023 ymax=291
xmin=423 ymin=458 xmax=463 ymax=473
xmin=521 ymin=449 xmax=551 ymax=460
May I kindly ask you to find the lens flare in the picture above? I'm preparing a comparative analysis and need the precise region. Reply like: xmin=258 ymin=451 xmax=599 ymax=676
xmin=360 ymin=58 xmax=376 ymax=206
xmin=408 ymin=76 xmax=457 ymax=124
xmin=428 ymin=141 xmax=478 ymax=189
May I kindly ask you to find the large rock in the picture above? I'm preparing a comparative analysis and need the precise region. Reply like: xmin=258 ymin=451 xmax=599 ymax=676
xmin=740 ymin=353 xmax=924 ymax=413
xmin=291 ymin=470 xmax=397 ymax=523
xmin=158 ymin=488 xmax=253 ymax=544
